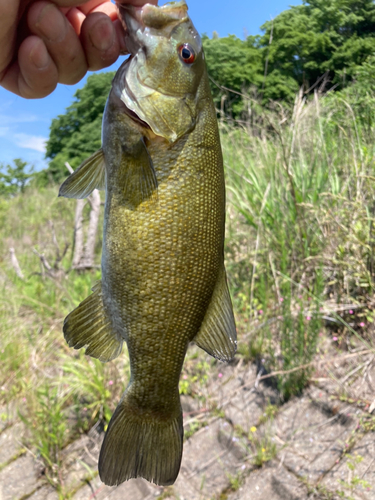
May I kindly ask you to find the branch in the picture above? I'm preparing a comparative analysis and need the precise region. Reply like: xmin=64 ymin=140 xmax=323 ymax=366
xmin=33 ymin=248 xmax=52 ymax=272
xmin=219 ymin=349 xmax=375 ymax=411
xmin=72 ymin=199 xmax=85 ymax=269
xmin=65 ymin=162 xmax=74 ymax=174
xmin=256 ymin=349 xmax=374 ymax=383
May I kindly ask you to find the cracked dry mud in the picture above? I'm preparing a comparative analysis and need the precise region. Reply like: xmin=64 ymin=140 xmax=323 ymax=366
xmin=0 ymin=345 xmax=374 ymax=500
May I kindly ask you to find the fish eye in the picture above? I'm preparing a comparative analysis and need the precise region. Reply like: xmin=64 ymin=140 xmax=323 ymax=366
xmin=178 ymin=44 xmax=196 ymax=64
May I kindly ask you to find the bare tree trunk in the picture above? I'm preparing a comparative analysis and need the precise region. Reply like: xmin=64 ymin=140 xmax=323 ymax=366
xmin=9 ymin=247 xmax=24 ymax=280
xmin=72 ymin=199 xmax=85 ymax=269
xmin=81 ymin=189 xmax=101 ymax=268
xmin=65 ymin=162 xmax=101 ymax=271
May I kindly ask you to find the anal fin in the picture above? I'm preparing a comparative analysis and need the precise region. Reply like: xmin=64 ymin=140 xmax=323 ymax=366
xmin=63 ymin=281 xmax=123 ymax=362
xmin=194 ymin=264 xmax=237 ymax=361
xmin=59 ymin=148 xmax=106 ymax=199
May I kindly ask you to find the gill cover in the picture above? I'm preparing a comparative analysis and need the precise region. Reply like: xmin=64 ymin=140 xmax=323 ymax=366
xmin=118 ymin=1 xmax=204 ymax=142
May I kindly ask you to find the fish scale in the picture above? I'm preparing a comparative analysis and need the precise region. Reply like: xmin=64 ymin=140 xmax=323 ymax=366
xmin=59 ymin=0 xmax=236 ymax=487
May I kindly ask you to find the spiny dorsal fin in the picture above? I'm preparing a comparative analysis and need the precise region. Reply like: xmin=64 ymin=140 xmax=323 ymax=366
xmin=63 ymin=281 xmax=123 ymax=362
xmin=59 ymin=149 xmax=106 ymax=199
xmin=194 ymin=264 xmax=237 ymax=361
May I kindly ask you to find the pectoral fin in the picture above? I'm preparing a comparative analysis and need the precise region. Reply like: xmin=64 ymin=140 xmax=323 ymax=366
xmin=63 ymin=281 xmax=123 ymax=362
xmin=123 ymin=138 xmax=158 ymax=207
xmin=59 ymin=149 xmax=106 ymax=199
xmin=194 ymin=265 xmax=237 ymax=361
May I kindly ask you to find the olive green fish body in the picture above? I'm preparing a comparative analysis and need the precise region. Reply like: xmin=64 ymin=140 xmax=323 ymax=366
xmin=59 ymin=0 xmax=236 ymax=487
xmin=102 ymin=76 xmax=223 ymax=398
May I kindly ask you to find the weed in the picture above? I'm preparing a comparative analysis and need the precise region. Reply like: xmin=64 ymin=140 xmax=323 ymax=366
xmin=259 ymin=403 xmax=279 ymax=425
xmin=361 ymin=415 xmax=375 ymax=433
xmin=19 ymin=384 xmax=70 ymax=490
xmin=226 ymin=471 xmax=243 ymax=491
xmin=337 ymin=453 xmax=372 ymax=499
xmin=237 ymin=330 xmax=265 ymax=363
xmin=277 ymin=274 xmax=323 ymax=400
xmin=179 ymin=377 xmax=190 ymax=396
xmin=62 ymin=351 xmax=126 ymax=429
xmin=248 ymin=425 xmax=277 ymax=467
xmin=184 ymin=419 xmax=208 ymax=440
xmin=180 ymin=357 xmax=212 ymax=397
xmin=156 ymin=487 xmax=175 ymax=500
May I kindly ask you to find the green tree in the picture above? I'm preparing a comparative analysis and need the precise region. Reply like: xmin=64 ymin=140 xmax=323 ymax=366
xmin=260 ymin=0 xmax=375 ymax=101
xmin=0 ymin=159 xmax=32 ymax=196
xmin=323 ymin=53 xmax=375 ymax=139
xmin=202 ymin=34 xmax=263 ymax=116
xmin=45 ymin=72 xmax=114 ymax=182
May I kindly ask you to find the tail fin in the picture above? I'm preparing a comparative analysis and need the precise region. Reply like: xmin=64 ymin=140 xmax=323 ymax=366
xmin=99 ymin=387 xmax=183 ymax=486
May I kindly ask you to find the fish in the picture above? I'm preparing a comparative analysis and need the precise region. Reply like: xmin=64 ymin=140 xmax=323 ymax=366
xmin=59 ymin=0 xmax=237 ymax=487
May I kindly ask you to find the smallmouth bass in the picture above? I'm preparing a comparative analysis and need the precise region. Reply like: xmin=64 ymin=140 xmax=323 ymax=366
xmin=59 ymin=0 xmax=236 ymax=487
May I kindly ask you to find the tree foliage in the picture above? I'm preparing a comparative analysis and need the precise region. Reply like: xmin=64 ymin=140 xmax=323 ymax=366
xmin=202 ymin=34 xmax=263 ymax=116
xmin=261 ymin=0 xmax=375 ymax=100
xmin=0 ymin=159 xmax=32 ymax=196
xmin=204 ymin=0 xmax=375 ymax=105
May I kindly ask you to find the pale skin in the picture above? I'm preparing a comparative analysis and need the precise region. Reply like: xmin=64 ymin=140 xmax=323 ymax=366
xmin=0 ymin=0 xmax=158 ymax=99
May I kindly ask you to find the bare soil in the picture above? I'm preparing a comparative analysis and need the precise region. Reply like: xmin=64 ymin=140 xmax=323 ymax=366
xmin=0 ymin=343 xmax=374 ymax=500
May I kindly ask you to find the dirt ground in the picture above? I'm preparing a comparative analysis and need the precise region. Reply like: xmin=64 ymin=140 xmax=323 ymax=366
xmin=0 ymin=343 xmax=374 ymax=500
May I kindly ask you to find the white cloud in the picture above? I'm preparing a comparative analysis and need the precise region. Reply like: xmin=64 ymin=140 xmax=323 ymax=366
xmin=0 ymin=114 xmax=39 ymax=124
xmin=14 ymin=133 xmax=47 ymax=153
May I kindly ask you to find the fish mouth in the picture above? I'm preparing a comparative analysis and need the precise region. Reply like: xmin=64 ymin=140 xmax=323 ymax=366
xmin=116 ymin=1 xmax=189 ymax=54
xmin=116 ymin=1 xmax=188 ymax=26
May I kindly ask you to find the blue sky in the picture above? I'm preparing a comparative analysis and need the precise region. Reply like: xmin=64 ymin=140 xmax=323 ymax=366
xmin=0 ymin=0 xmax=301 ymax=172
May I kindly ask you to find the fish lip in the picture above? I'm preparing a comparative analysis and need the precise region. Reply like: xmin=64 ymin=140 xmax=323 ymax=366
xmin=116 ymin=1 xmax=189 ymax=51
xmin=116 ymin=0 xmax=188 ymax=22
xmin=116 ymin=4 xmax=144 ymax=33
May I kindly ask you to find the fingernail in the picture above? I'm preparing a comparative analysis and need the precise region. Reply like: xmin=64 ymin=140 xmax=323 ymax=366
xmin=29 ymin=40 xmax=50 ymax=70
xmin=89 ymin=18 xmax=115 ymax=52
xmin=35 ymin=4 xmax=67 ymax=42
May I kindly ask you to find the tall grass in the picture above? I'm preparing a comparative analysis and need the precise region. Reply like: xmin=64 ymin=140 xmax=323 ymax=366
xmin=223 ymin=90 xmax=375 ymax=398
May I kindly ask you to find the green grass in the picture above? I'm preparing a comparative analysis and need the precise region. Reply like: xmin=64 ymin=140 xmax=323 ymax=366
xmin=223 ymin=91 xmax=375 ymax=398
xmin=20 ymin=384 xmax=69 ymax=489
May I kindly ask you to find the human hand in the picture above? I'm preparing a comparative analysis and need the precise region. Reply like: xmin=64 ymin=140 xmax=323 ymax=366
xmin=0 ymin=0 xmax=158 ymax=99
